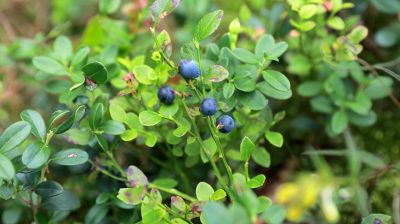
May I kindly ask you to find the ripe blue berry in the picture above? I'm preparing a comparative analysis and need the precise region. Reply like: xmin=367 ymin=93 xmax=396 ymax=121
xmin=200 ymin=98 xmax=218 ymax=116
xmin=216 ymin=115 xmax=235 ymax=133
xmin=178 ymin=60 xmax=200 ymax=80
xmin=157 ymin=85 xmax=175 ymax=105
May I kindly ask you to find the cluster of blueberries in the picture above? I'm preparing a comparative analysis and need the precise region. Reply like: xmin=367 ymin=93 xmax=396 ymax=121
xmin=157 ymin=60 xmax=235 ymax=133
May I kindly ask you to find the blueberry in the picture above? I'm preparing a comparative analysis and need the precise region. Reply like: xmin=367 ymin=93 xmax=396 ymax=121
xmin=178 ymin=60 xmax=200 ymax=80
xmin=200 ymin=98 xmax=218 ymax=116
xmin=157 ymin=85 xmax=175 ymax=105
xmin=216 ymin=115 xmax=235 ymax=133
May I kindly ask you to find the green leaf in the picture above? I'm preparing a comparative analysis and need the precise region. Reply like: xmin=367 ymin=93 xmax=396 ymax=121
xmin=159 ymin=103 xmax=179 ymax=117
xmin=370 ymin=0 xmax=400 ymax=14
xmin=90 ymin=103 xmax=105 ymax=130
xmin=209 ymin=65 xmax=229 ymax=82
xmin=262 ymin=70 xmax=290 ymax=92
xmin=297 ymin=81 xmax=323 ymax=97
xmin=22 ymin=142 xmax=51 ymax=169
xmin=71 ymin=47 xmax=90 ymax=68
xmin=99 ymin=0 xmax=121 ymax=14
xmin=20 ymin=109 xmax=46 ymax=142
xmin=139 ymin=111 xmax=162 ymax=126
xmin=210 ymin=189 xmax=227 ymax=201
xmin=117 ymin=186 xmax=146 ymax=205
xmin=132 ymin=65 xmax=156 ymax=85
xmin=361 ymin=214 xmax=391 ymax=224
xmin=251 ymin=147 xmax=271 ymax=168
xmin=33 ymin=56 xmax=66 ymax=75
xmin=202 ymin=202 xmax=232 ymax=224
xmin=82 ymin=62 xmax=108 ymax=84
xmin=231 ymin=48 xmax=259 ymax=64
xmin=0 ymin=121 xmax=31 ymax=155
xmin=0 ymin=154 xmax=15 ymax=181
xmin=265 ymin=131 xmax=283 ymax=148
xmin=54 ymin=105 xmax=86 ymax=134
xmin=327 ymin=16 xmax=345 ymax=30
xmin=299 ymin=4 xmax=317 ymax=19
xmin=196 ymin=182 xmax=214 ymax=201
xmin=85 ymin=204 xmax=109 ymax=224
xmin=42 ymin=190 xmax=80 ymax=211
xmin=257 ymin=81 xmax=292 ymax=100
xmin=121 ymin=129 xmax=138 ymax=141
xmin=54 ymin=36 xmax=72 ymax=61
xmin=266 ymin=42 xmax=288 ymax=61
xmin=195 ymin=10 xmax=224 ymax=41
xmin=331 ymin=110 xmax=348 ymax=134
xmin=255 ymin=35 xmax=274 ymax=59
xmin=348 ymin=26 xmax=368 ymax=44
xmin=52 ymin=149 xmax=89 ymax=166
xmin=247 ymin=174 xmax=266 ymax=188
xmin=365 ymin=76 xmax=393 ymax=99
xmin=261 ymin=205 xmax=286 ymax=224
xmin=223 ymin=83 xmax=235 ymax=99
xmin=237 ymin=90 xmax=268 ymax=111
xmin=152 ymin=178 xmax=178 ymax=189
xmin=35 ymin=181 xmax=63 ymax=197
xmin=258 ymin=196 xmax=272 ymax=213
xmin=234 ymin=76 xmax=256 ymax=92
xmin=240 ymin=136 xmax=255 ymax=161
xmin=100 ymin=120 xmax=126 ymax=135
xmin=109 ymin=102 xmax=127 ymax=122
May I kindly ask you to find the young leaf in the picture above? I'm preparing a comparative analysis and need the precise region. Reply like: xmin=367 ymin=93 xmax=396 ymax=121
xmin=139 ymin=111 xmax=162 ymax=126
xmin=0 ymin=154 xmax=15 ymax=180
xmin=35 ymin=181 xmax=63 ymax=197
xmin=210 ymin=189 xmax=227 ymax=201
xmin=22 ymin=142 xmax=51 ymax=169
xmin=20 ymin=109 xmax=46 ymax=142
xmin=52 ymin=149 xmax=89 ymax=166
xmin=265 ymin=131 xmax=283 ymax=148
xmin=196 ymin=182 xmax=214 ymax=201
xmin=240 ymin=136 xmax=255 ymax=161
xmin=251 ymin=147 xmax=271 ymax=168
xmin=195 ymin=10 xmax=224 ymax=41
xmin=0 ymin=121 xmax=31 ymax=155
xmin=247 ymin=174 xmax=266 ymax=188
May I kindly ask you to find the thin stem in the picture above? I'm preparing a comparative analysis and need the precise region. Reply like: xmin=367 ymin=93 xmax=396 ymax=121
xmin=205 ymin=117 xmax=233 ymax=185
xmin=149 ymin=183 xmax=197 ymax=202
xmin=357 ymin=58 xmax=400 ymax=108
xmin=181 ymin=100 xmax=233 ymax=198
xmin=89 ymin=160 xmax=126 ymax=182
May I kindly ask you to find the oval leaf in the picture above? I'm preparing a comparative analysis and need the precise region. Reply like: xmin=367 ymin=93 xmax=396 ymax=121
xmin=52 ymin=149 xmax=89 ymax=166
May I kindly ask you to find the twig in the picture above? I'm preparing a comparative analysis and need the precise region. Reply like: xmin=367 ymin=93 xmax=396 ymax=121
xmin=357 ymin=58 xmax=400 ymax=108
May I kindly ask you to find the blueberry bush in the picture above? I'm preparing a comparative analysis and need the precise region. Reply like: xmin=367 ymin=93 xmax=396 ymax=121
xmin=0 ymin=0 xmax=399 ymax=223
